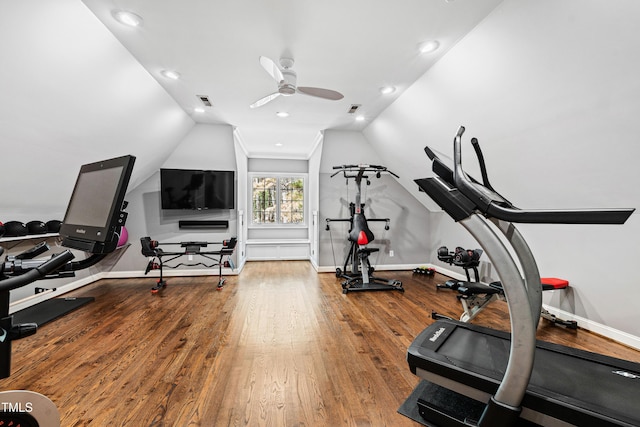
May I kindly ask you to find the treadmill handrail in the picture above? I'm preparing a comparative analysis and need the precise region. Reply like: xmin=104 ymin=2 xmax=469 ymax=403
xmin=452 ymin=126 xmax=635 ymax=224
xmin=470 ymin=137 xmax=497 ymax=193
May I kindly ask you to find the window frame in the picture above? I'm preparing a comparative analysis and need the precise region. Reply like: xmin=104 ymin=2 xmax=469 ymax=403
xmin=248 ymin=172 xmax=307 ymax=228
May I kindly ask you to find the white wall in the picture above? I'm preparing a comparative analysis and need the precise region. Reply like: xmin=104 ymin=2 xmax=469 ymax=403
xmin=308 ymin=133 xmax=324 ymax=267
xmin=319 ymin=130 xmax=432 ymax=269
xmin=364 ymin=0 xmax=640 ymax=340
xmin=1 ymin=0 xmax=193 ymax=306
xmin=0 ymin=0 xmax=194 ymax=222
xmin=112 ymin=124 xmax=238 ymax=274
xmin=233 ymin=129 xmax=249 ymax=268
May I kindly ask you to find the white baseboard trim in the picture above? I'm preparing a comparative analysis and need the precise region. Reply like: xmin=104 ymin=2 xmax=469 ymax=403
xmin=430 ymin=265 xmax=468 ymax=282
xmin=9 ymin=267 xmax=241 ymax=314
xmin=542 ymin=305 xmax=640 ymax=351
xmin=246 ymin=256 xmax=309 ymax=261
xmin=106 ymin=268 xmax=239 ymax=279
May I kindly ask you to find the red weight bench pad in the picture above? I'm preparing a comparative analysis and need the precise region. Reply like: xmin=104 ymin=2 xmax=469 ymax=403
xmin=541 ymin=277 xmax=569 ymax=291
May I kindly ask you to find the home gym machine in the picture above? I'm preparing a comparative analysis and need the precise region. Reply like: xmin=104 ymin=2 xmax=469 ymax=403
xmin=140 ymin=236 xmax=237 ymax=293
xmin=1 ymin=154 xmax=135 ymax=426
xmin=434 ymin=246 xmax=577 ymax=327
xmin=325 ymin=164 xmax=403 ymax=294
xmin=403 ymin=126 xmax=638 ymax=426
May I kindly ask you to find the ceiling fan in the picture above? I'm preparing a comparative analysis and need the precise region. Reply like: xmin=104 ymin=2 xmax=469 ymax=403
xmin=249 ymin=56 xmax=344 ymax=108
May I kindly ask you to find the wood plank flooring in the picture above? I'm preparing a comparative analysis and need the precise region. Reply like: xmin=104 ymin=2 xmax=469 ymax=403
xmin=2 ymin=261 xmax=639 ymax=426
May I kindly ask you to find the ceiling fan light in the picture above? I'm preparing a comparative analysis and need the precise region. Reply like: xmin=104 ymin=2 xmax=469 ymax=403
xmin=419 ymin=40 xmax=440 ymax=54
xmin=161 ymin=69 xmax=181 ymax=80
xmin=112 ymin=10 xmax=143 ymax=27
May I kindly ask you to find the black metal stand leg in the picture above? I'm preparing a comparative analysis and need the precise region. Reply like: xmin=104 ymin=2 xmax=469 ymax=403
xmin=150 ymin=258 xmax=167 ymax=294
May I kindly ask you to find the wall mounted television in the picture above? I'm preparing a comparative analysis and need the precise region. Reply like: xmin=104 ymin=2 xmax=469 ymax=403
xmin=160 ymin=169 xmax=235 ymax=210
xmin=60 ymin=154 xmax=136 ymax=253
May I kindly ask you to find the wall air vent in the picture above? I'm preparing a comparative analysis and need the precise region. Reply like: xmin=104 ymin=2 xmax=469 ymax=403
xmin=347 ymin=104 xmax=361 ymax=114
xmin=198 ymin=95 xmax=212 ymax=107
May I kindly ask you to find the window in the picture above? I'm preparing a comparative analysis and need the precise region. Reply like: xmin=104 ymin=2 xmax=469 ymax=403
xmin=251 ymin=175 xmax=305 ymax=225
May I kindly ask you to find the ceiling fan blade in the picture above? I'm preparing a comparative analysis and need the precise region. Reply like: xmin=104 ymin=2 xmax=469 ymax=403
xmin=259 ymin=56 xmax=284 ymax=83
xmin=249 ymin=92 xmax=281 ymax=109
xmin=297 ymin=86 xmax=344 ymax=101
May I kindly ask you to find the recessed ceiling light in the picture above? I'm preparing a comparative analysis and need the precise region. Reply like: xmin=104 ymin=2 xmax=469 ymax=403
xmin=380 ymin=86 xmax=396 ymax=95
xmin=161 ymin=70 xmax=181 ymax=80
xmin=194 ymin=107 xmax=205 ymax=113
xmin=419 ymin=40 xmax=440 ymax=54
xmin=276 ymin=111 xmax=289 ymax=118
xmin=355 ymin=115 xmax=366 ymax=122
xmin=111 ymin=10 xmax=143 ymax=27
xmin=275 ymin=142 xmax=283 ymax=147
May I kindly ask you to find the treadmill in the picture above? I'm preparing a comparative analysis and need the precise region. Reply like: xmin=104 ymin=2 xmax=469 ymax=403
xmin=406 ymin=126 xmax=639 ymax=427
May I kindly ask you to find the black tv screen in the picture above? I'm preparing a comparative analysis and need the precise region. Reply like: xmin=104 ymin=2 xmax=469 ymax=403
xmin=160 ymin=169 xmax=235 ymax=210
xmin=60 ymin=155 xmax=136 ymax=253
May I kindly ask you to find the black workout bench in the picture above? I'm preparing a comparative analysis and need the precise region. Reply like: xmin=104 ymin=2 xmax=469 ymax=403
xmin=435 ymin=276 xmax=577 ymax=328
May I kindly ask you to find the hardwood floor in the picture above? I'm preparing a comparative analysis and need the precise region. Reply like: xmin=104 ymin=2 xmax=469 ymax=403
xmin=2 ymin=261 xmax=639 ymax=426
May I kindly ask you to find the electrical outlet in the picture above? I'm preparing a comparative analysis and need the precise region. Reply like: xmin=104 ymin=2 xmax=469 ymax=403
xmin=389 ymin=250 xmax=394 ymax=257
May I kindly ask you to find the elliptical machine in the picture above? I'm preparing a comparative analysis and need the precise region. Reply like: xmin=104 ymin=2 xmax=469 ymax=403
xmin=326 ymin=164 xmax=403 ymax=294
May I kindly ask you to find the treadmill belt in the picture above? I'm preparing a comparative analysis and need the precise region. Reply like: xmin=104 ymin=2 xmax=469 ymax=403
xmin=409 ymin=321 xmax=640 ymax=426
xmin=438 ymin=328 xmax=511 ymax=380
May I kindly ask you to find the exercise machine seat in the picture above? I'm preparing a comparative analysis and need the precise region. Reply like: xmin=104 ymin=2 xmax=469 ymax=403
xmin=456 ymin=281 xmax=503 ymax=297
xmin=541 ymin=277 xmax=569 ymax=291
xmin=349 ymin=213 xmax=374 ymax=245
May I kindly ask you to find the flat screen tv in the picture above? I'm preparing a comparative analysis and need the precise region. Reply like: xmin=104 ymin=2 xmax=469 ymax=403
xmin=59 ymin=155 xmax=136 ymax=253
xmin=160 ymin=169 xmax=235 ymax=210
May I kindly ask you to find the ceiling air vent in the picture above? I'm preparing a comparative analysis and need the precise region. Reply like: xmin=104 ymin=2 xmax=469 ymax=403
xmin=198 ymin=95 xmax=212 ymax=107
xmin=347 ymin=104 xmax=361 ymax=114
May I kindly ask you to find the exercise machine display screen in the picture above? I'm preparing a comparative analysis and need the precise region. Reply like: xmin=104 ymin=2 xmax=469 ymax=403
xmin=63 ymin=166 xmax=123 ymax=228
xmin=59 ymin=155 xmax=135 ymax=253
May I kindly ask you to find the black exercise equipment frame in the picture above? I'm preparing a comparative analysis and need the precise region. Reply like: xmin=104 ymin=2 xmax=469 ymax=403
xmin=433 ymin=245 xmax=576 ymax=327
xmin=0 ymin=248 xmax=75 ymax=379
xmin=140 ymin=237 xmax=237 ymax=293
xmin=325 ymin=164 xmax=403 ymax=294
xmin=1 ymin=204 xmax=131 ymax=383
